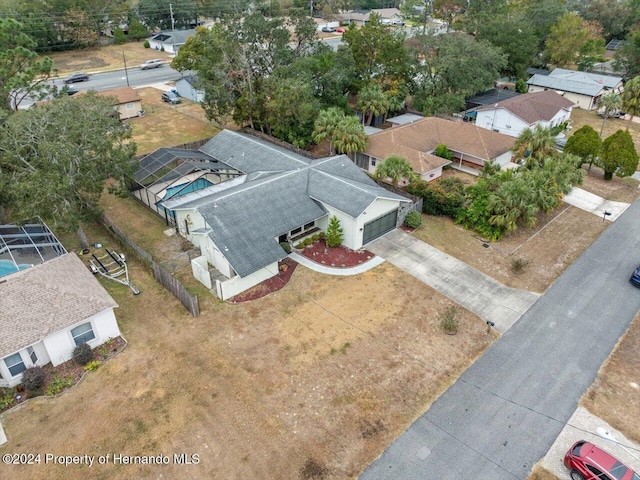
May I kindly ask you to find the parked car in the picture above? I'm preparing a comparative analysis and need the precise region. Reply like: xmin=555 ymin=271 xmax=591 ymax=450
xmin=630 ymin=265 xmax=640 ymax=287
xmin=564 ymin=440 xmax=640 ymax=480
xmin=161 ymin=91 xmax=181 ymax=104
xmin=321 ymin=26 xmax=336 ymax=33
xmin=64 ymin=72 xmax=89 ymax=84
xmin=65 ymin=86 xmax=79 ymax=96
xmin=598 ymin=109 xmax=626 ymax=119
xmin=336 ymin=28 xmax=345 ymax=33
xmin=140 ymin=59 xmax=163 ymax=70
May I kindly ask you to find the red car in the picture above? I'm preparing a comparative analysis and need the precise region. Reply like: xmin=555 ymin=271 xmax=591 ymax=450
xmin=564 ymin=440 xmax=640 ymax=480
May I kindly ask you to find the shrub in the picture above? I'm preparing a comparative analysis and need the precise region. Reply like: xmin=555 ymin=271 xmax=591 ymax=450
xmin=73 ymin=343 xmax=93 ymax=365
xmin=143 ymin=40 xmax=150 ymax=48
xmin=312 ymin=233 xmax=320 ymax=241
xmin=511 ymin=256 xmax=530 ymax=274
xmin=46 ymin=375 xmax=74 ymax=396
xmin=407 ymin=177 xmax=466 ymax=217
xmin=280 ymin=242 xmax=292 ymax=254
xmin=0 ymin=388 xmax=16 ymax=409
xmin=439 ymin=306 xmax=458 ymax=334
xmin=84 ymin=360 xmax=100 ymax=372
xmin=113 ymin=27 xmax=127 ymax=45
xmin=433 ymin=144 xmax=453 ymax=160
xmin=404 ymin=210 xmax=422 ymax=228
xmin=318 ymin=231 xmax=326 ymax=239
xmin=295 ymin=242 xmax=305 ymax=249
xmin=304 ymin=237 xmax=313 ymax=246
xmin=326 ymin=215 xmax=343 ymax=248
xmin=22 ymin=366 xmax=46 ymax=391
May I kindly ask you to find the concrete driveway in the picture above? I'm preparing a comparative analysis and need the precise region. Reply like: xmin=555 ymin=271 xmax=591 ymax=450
xmin=563 ymin=188 xmax=630 ymax=221
xmin=367 ymin=230 xmax=540 ymax=333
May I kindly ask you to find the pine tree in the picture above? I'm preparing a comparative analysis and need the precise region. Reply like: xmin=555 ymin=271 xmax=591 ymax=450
xmin=326 ymin=216 xmax=344 ymax=248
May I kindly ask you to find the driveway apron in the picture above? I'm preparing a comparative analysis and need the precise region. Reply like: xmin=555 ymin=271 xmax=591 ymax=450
xmin=367 ymin=230 xmax=539 ymax=333
xmin=361 ymin=200 xmax=640 ymax=479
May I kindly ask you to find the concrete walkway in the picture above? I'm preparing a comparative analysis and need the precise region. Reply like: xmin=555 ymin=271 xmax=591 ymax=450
xmin=563 ymin=187 xmax=630 ymax=221
xmin=289 ymin=252 xmax=385 ymax=276
xmin=367 ymin=230 xmax=540 ymax=333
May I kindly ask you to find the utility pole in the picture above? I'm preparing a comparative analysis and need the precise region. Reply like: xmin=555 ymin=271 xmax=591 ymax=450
xmin=170 ymin=3 xmax=176 ymax=52
xmin=122 ymin=52 xmax=130 ymax=87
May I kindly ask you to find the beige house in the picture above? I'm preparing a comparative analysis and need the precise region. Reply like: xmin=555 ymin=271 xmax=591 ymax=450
xmin=96 ymin=87 xmax=143 ymax=120
xmin=355 ymin=116 xmax=516 ymax=182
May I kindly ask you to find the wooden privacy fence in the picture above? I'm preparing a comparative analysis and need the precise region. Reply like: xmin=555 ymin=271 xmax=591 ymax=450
xmin=99 ymin=214 xmax=200 ymax=317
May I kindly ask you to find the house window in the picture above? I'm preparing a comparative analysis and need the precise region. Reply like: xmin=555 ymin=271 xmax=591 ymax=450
xmin=291 ymin=227 xmax=302 ymax=236
xmin=304 ymin=221 xmax=315 ymax=230
xmin=27 ymin=346 xmax=37 ymax=364
xmin=371 ymin=159 xmax=376 ymax=167
xmin=71 ymin=322 xmax=95 ymax=346
xmin=4 ymin=353 xmax=26 ymax=377
xmin=125 ymin=102 xmax=135 ymax=110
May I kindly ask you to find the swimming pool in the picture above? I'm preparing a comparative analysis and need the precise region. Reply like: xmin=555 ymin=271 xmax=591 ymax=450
xmin=0 ymin=259 xmax=32 ymax=278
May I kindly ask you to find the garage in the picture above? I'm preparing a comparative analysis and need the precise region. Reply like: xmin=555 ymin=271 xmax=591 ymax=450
xmin=363 ymin=209 xmax=398 ymax=245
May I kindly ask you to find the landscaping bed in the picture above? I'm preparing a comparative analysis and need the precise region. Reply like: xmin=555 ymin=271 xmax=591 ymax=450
xmin=299 ymin=239 xmax=375 ymax=267
xmin=229 ymin=258 xmax=298 ymax=303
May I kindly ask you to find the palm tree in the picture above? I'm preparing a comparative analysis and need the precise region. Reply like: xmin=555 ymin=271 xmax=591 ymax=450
xmin=332 ymin=115 xmax=369 ymax=157
xmin=512 ymin=125 xmax=557 ymax=167
xmin=598 ymin=91 xmax=621 ymax=138
xmin=487 ymin=177 xmax=538 ymax=232
xmin=312 ymin=107 xmax=345 ymax=155
xmin=375 ymin=155 xmax=417 ymax=187
xmin=621 ymin=76 xmax=640 ymax=129
xmin=357 ymin=83 xmax=391 ymax=126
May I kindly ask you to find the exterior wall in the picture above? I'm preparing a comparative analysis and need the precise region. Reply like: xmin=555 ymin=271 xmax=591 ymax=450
xmin=420 ymin=166 xmax=444 ymax=182
xmin=476 ymin=109 xmax=529 ymax=137
xmin=0 ymin=309 xmax=119 ymax=387
xmin=216 ymin=263 xmax=278 ymax=300
xmin=42 ymin=309 xmax=120 ymax=367
xmin=191 ymin=255 xmax=212 ymax=289
xmin=175 ymin=78 xmax=204 ymax=103
xmin=354 ymin=198 xmax=402 ymax=249
xmin=493 ymin=150 xmax=513 ymax=166
xmin=116 ymin=100 xmax=142 ymax=120
xmin=174 ymin=208 xmax=207 ymax=236
xmin=321 ymin=206 xmax=359 ymax=250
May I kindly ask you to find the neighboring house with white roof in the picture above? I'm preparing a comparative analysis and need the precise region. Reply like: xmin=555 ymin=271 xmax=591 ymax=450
xmin=160 ymin=130 xmax=411 ymax=300
xmin=475 ymin=91 xmax=575 ymax=138
xmin=148 ymin=29 xmax=195 ymax=54
xmin=527 ymin=68 xmax=623 ymax=110
xmin=0 ymin=253 xmax=120 ymax=387
xmin=355 ymin=116 xmax=516 ymax=182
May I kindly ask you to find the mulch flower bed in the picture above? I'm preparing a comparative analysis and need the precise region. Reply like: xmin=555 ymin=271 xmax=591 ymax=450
xmin=228 ymin=258 xmax=298 ymax=303
xmin=0 ymin=336 xmax=126 ymax=413
xmin=400 ymin=225 xmax=415 ymax=233
xmin=300 ymin=239 xmax=375 ymax=267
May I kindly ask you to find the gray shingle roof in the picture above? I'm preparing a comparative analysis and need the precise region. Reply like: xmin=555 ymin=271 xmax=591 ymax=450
xmin=0 ymin=253 xmax=118 ymax=358
xmin=527 ymin=68 xmax=622 ymax=96
xmin=151 ymin=29 xmax=195 ymax=45
xmin=189 ymin=132 xmax=411 ymax=278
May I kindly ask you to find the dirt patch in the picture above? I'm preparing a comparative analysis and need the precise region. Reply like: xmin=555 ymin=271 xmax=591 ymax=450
xmin=528 ymin=463 xmax=561 ymax=480
xmin=229 ymin=258 xmax=298 ymax=303
xmin=300 ymin=240 xmax=375 ymax=267
xmin=0 ymin=223 xmax=496 ymax=480
xmin=580 ymin=166 xmax=640 ymax=203
xmin=581 ymin=309 xmax=640 ymax=445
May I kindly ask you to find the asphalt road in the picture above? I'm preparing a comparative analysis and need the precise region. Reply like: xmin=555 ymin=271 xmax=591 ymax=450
xmin=361 ymin=199 xmax=640 ymax=480
xmin=54 ymin=66 xmax=184 ymax=93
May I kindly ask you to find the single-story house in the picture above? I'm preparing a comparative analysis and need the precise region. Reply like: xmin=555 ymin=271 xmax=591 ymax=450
xmin=148 ymin=29 xmax=195 ymax=54
xmin=355 ymin=116 xmax=516 ymax=181
xmin=527 ymin=68 xmax=623 ymax=110
xmin=160 ymin=130 xmax=411 ymax=300
xmin=175 ymin=76 xmax=204 ymax=103
xmin=475 ymin=91 xmax=575 ymax=138
xmin=96 ymin=87 xmax=143 ymax=120
xmin=0 ymin=253 xmax=120 ymax=387
xmin=336 ymin=8 xmax=403 ymax=26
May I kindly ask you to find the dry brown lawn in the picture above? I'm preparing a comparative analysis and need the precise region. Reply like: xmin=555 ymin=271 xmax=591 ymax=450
xmin=127 ymin=87 xmax=220 ymax=155
xmin=1 ymin=220 xmax=496 ymax=479
xmin=528 ymin=463 xmax=561 ymax=480
xmin=581 ymin=309 xmax=640 ymax=446
xmin=45 ymin=42 xmax=173 ymax=77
